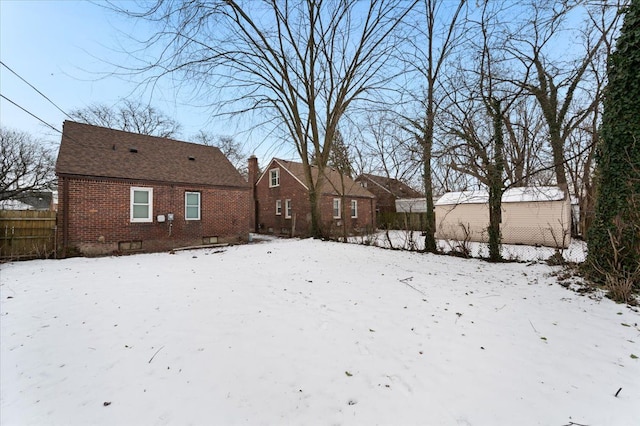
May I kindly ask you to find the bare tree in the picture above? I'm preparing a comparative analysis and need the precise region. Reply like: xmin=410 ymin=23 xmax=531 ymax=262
xmin=357 ymin=112 xmax=421 ymax=187
xmin=69 ymin=99 xmax=182 ymax=138
xmin=502 ymin=0 xmax=624 ymax=189
xmin=110 ymin=0 xmax=417 ymax=237
xmin=403 ymin=0 xmax=467 ymax=252
xmin=502 ymin=96 xmax=550 ymax=187
xmin=1 ymin=127 xmax=55 ymax=202
xmin=441 ymin=1 xmax=521 ymax=261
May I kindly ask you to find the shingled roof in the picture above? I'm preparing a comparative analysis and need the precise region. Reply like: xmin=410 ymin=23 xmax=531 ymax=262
xmin=356 ymin=173 xmax=423 ymax=198
xmin=56 ymin=121 xmax=247 ymax=188
xmin=268 ymin=158 xmax=375 ymax=198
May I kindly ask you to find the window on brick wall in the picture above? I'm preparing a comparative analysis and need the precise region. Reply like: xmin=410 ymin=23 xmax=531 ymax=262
xmin=285 ymin=199 xmax=292 ymax=218
xmin=333 ymin=198 xmax=341 ymax=219
xmin=351 ymin=199 xmax=358 ymax=218
xmin=185 ymin=192 xmax=201 ymax=220
xmin=130 ymin=187 xmax=153 ymax=223
xmin=275 ymin=199 xmax=282 ymax=215
xmin=269 ymin=168 xmax=280 ymax=187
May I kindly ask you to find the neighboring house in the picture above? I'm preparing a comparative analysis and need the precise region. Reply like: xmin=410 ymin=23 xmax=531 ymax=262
xmin=56 ymin=121 xmax=251 ymax=256
xmin=251 ymin=158 xmax=376 ymax=236
xmin=435 ymin=186 xmax=571 ymax=248
xmin=355 ymin=174 xmax=422 ymax=214
xmin=0 ymin=191 xmax=54 ymax=211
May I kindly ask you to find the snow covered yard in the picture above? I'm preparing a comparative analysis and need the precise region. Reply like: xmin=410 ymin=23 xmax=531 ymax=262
xmin=1 ymin=238 xmax=638 ymax=426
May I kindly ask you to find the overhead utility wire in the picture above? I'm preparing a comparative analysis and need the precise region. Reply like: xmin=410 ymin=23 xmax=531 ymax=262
xmin=0 ymin=93 xmax=93 ymax=150
xmin=0 ymin=60 xmax=73 ymax=120
xmin=0 ymin=93 xmax=62 ymax=135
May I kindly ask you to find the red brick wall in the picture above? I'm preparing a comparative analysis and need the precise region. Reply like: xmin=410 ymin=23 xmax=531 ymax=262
xmin=255 ymin=164 xmax=312 ymax=235
xmin=354 ymin=179 xmax=395 ymax=214
xmin=255 ymin=162 xmax=376 ymax=237
xmin=319 ymin=195 xmax=376 ymax=236
xmin=57 ymin=177 xmax=250 ymax=256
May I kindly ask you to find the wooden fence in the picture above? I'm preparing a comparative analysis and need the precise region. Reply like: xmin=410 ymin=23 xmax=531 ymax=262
xmin=0 ymin=210 xmax=57 ymax=260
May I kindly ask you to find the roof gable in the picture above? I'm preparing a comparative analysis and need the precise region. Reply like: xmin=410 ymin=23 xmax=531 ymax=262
xmin=261 ymin=158 xmax=374 ymax=198
xmin=56 ymin=121 xmax=247 ymax=188
xmin=357 ymin=174 xmax=423 ymax=198
xmin=256 ymin=158 xmax=309 ymax=189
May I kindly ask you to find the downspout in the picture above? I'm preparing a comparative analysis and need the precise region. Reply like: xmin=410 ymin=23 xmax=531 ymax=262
xmin=371 ymin=197 xmax=375 ymax=230
xmin=61 ymin=176 xmax=69 ymax=258
xmin=248 ymin=156 xmax=259 ymax=233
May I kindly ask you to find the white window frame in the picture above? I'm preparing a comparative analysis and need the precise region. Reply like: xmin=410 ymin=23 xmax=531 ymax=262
xmin=130 ymin=187 xmax=153 ymax=223
xmin=285 ymin=199 xmax=292 ymax=219
xmin=333 ymin=198 xmax=341 ymax=219
xmin=275 ymin=199 xmax=282 ymax=215
xmin=185 ymin=191 xmax=201 ymax=221
xmin=269 ymin=168 xmax=280 ymax=187
xmin=350 ymin=199 xmax=358 ymax=218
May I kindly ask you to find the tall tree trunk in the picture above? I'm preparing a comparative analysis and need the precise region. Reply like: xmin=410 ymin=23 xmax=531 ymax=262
xmin=422 ymin=120 xmax=437 ymax=253
xmin=308 ymin=184 xmax=323 ymax=238
xmin=488 ymin=98 xmax=504 ymax=262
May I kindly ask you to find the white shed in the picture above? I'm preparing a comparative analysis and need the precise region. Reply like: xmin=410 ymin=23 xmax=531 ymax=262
xmin=435 ymin=187 xmax=571 ymax=248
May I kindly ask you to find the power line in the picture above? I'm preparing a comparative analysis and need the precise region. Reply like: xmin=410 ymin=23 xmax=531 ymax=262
xmin=0 ymin=60 xmax=73 ymax=120
xmin=0 ymin=93 xmax=95 ymax=150
xmin=0 ymin=93 xmax=62 ymax=135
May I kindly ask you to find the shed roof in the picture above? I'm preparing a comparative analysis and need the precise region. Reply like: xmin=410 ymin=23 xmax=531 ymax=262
xmin=56 ymin=121 xmax=248 ymax=188
xmin=263 ymin=158 xmax=375 ymax=198
xmin=435 ymin=186 xmax=566 ymax=206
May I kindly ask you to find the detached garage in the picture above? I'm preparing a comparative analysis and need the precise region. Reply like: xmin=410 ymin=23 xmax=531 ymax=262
xmin=435 ymin=186 xmax=571 ymax=248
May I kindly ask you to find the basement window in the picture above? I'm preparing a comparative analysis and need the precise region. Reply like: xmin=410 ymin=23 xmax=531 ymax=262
xmin=119 ymin=241 xmax=142 ymax=251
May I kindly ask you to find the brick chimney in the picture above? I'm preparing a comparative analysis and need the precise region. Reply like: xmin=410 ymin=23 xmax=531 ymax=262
xmin=248 ymin=156 xmax=258 ymax=232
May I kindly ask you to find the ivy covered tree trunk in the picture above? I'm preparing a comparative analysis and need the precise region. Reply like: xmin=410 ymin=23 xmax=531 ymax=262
xmin=587 ymin=0 xmax=640 ymax=286
xmin=488 ymin=98 xmax=505 ymax=262
xmin=422 ymin=126 xmax=437 ymax=253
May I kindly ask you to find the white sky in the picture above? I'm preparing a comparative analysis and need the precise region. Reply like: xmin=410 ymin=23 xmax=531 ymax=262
xmin=0 ymin=0 xmax=292 ymax=163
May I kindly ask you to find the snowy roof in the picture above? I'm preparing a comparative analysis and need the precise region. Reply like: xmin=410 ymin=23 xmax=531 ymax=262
xmin=0 ymin=199 xmax=34 ymax=210
xmin=435 ymin=186 xmax=566 ymax=206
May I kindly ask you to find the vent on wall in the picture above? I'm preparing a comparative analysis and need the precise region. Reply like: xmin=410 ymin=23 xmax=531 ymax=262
xmin=188 ymin=156 xmax=196 ymax=161
xmin=129 ymin=148 xmax=138 ymax=153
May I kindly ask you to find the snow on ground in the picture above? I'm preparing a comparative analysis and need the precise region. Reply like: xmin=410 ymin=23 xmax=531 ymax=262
xmin=1 ymin=238 xmax=638 ymax=426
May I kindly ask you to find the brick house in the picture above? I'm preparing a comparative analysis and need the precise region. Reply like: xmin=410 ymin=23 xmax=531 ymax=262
xmin=354 ymin=173 xmax=423 ymax=214
xmin=56 ymin=121 xmax=251 ymax=256
xmin=251 ymin=158 xmax=376 ymax=236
